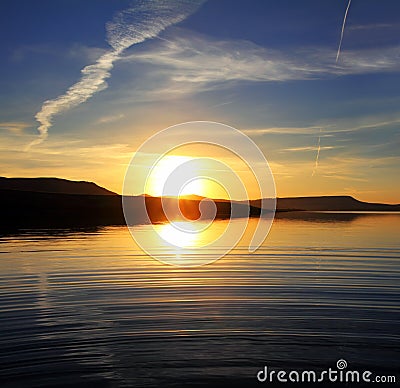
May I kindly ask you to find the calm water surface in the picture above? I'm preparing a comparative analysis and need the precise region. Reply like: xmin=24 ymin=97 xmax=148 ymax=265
xmin=0 ymin=213 xmax=399 ymax=387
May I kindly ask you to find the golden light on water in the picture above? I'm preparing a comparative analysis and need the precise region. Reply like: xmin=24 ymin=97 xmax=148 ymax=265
xmin=122 ymin=122 xmax=276 ymax=266
xmin=156 ymin=219 xmax=230 ymax=248
xmin=158 ymin=221 xmax=201 ymax=248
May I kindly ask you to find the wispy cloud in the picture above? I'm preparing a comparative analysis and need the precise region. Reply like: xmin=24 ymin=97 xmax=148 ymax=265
xmin=282 ymin=145 xmax=338 ymax=152
xmin=348 ymin=23 xmax=395 ymax=31
xmin=274 ymin=154 xmax=399 ymax=185
xmin=244 ymin=116 xmax=400 ymax=137
xmin=32 ymin=50 xmax=119 ymax=148
xmin=325 ymin=117 xmax=400 ymax=133
xmin=128 ymin=34 xmax=318 ymax=85
xmin=31 ymin=0 xmax=205 ymax=147
xmin=0 ymin=121 xmax=30 ymax=134
xmin=96 ymin=113 xmax=125 ymax=125
xmin=243 ymin=126 xmax=323 ymax=136
xmin=121 ymin=31 xmax=400 ymax=99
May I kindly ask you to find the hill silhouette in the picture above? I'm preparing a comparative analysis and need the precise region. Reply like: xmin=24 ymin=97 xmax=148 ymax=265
xmin=0 ymin=177 xmax=116 ymax=195
xmin=0 ymin=177 xmax=398 ymax=230
xmin=258 ymin=196 xmax=399 ymax=212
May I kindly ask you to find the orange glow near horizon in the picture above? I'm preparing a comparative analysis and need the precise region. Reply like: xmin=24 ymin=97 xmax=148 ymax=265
xmin=144 ymin=154 xmax=237 ymax=200
xmin=3 ymin=142 xmax=398 ymax=204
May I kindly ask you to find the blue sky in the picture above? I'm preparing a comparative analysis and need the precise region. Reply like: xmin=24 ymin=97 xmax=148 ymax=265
xmin=0 ymin=0 xmax=399 ymax=202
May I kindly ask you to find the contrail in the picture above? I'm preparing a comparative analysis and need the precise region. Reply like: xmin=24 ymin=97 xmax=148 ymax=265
xmin=336 ymin=0 xmax=352 ymax=63
xmin=311 ymin=128 xmax=322 ymax=176
xmin=30 ymin=0 xmax=204 ymax=148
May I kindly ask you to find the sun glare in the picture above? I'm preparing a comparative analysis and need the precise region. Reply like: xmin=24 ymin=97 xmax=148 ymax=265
xmin=144 ymin=154 xmax=233 ymax=199
xmin=145 ymin=155 xmax=201 ymax=197
xmin=158 ymin=222 xmax=201 ymax=248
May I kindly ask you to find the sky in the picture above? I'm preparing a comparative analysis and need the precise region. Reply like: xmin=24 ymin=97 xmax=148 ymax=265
xmin=0 ymin=0 xmax=399 ymax=203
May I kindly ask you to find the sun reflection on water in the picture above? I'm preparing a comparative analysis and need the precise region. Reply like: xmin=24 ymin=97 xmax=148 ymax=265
xmin=158 ymin=221 xmax=201 ymax=248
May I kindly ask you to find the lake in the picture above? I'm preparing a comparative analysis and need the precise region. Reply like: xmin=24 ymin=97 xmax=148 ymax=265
xmin=0 ymin=213 xmax=399 ymax=387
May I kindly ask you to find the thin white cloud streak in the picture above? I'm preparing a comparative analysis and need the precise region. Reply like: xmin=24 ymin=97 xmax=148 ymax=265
xmin=336 ymin=0 xmax=352 ymax=63
xmin=243 ymin=127 xmax=322 ymax=136
xmin=282 ymin=145 xmax=338 ymax=152
xmin=335 ymin=117 xmax=400 ymax=132
xmin=243 ymin=113 xmax=400 ymax=137
xmin=96 ymin=113 xmax=125 ymax=124
xmin=31 ymin=0 xmax=204 ymax=147
xmin=32 ymin=50 xmax=119 ymax=148
xmin=348 ymin=23 xmax=394 ymax=31
xmin=312 ymin=128 xmax=322 ymax=177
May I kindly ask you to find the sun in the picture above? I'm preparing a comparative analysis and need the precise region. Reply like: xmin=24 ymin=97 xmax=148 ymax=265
xmin=144 ymin=155 xmax=202 ymax=197
xmin=144 ymin=154 xmax=230 ymax=199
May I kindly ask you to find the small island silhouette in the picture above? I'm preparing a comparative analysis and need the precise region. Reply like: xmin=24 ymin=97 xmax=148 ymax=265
xmin=1 ymin=177 xmax=399 ymax=230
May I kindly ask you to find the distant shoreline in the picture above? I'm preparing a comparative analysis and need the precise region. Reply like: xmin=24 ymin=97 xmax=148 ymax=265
xmin=1 ymin=177 xmax=398 ymax=231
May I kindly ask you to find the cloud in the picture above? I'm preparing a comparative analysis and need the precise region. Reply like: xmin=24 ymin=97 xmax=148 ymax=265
xmin=128 ymin=34 xmax=317 ymax=85
xmin=323 ymin=117 xmax=400 ymax=134
xmin=31 ymin=0 xmax=205 ymax=147
xmin=122 ymin=31 xmax=400 ymax=98
xmin=0 ymin=121 xmax=30 ymax=134
xmin=67 ymin=44 xmax=108 ymax=62
xmin=281 ymin=146 xmax=339 ymax=152
xmin=243 ymin=116 xmax=400 ymax=137
xmin=32 ymin=50 xmax=119 ymax=148
xmin=243 ymin=126 xmax=322 ymax=136
xmin=348 ymin=23 xmax=396 ymax=31
xmin=95 ymin=113 xmax=125 ymax=125
xmin=336 ymin=0 xmax=352 ymax=63
xmin=106 ymin=0 xmax=205 ymax=52
xmin=336 ymin=46 xmax=400 ymax=73
xmin=272 ymin=153 xmax=400 ymax=186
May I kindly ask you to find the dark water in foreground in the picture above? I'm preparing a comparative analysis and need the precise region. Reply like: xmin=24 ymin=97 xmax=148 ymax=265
xmin=0 ymin=213 xmax=399 ymax=387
